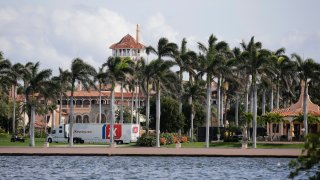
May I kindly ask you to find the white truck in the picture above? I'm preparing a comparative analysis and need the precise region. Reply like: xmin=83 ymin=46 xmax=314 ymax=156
xmin=47 ymin=123 xmax=140 ymax=144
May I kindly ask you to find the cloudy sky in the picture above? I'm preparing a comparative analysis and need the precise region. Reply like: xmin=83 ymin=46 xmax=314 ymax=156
xmin=1 ymin=0 xmax=320 ymax=75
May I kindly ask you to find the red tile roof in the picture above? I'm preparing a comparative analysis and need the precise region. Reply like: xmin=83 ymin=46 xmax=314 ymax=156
xmin=272 ymin=83 xmax=320 ymax=117
xmin=109 ymin=34 xmax=145 ymax=49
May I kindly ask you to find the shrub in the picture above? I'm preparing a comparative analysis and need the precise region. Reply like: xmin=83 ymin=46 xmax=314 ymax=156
xmin=180 ymin=136 xmax=188 ymax=143
xmin=223 ymin=137 xmax=239 ymax=142
xmin=160 ymin=137 xmax=166 ymax=145
xmin=137 ymin=133 xmax=156 ymax=147
xmin=160 ymin=133 xmax=174 ymax=144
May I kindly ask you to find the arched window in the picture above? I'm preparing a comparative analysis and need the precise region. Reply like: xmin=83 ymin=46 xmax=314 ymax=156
xmin=76 ymin=100 xmax=82 ymax=108
xmin=96 ymin=114 xmax=107 ymax=123
xmin=76 ymin=115 xmax=82 ymax=123
xmin=91 ymin=100 xmax=97 ymax=105
xmin=83 ymin=100 xmax=90 ymax=108
xmin=83 ymin=115 xmax=90 ymax=123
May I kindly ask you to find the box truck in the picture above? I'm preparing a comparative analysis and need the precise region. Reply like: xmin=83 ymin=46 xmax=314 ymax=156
xmin=47 ymin=123 xmax=140 ymax=144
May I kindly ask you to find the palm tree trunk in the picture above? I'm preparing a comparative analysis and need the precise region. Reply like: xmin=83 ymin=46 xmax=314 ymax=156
xmin=23 ymin=97 xmax=26 ymax=137
xmin=189 ymin=96 xmax=193 ymax=142
xmin=135 ymin=81 xmax=138 ymax=124
xmin=146 ymin=87 xmax=150 ymax=131
xmin=245 ymin=79 xmax=249 ymax=113
xmin=235 ymin=93 xmax=239 ymax=126
xmin=303 ymin=80 xmax=308 ymax=135
xmin=131 ymin=91 xmax=134 ymax=124
xmin=120 ymin=82 xmax=124 ymax=124
xmin=205 ymin=76 xmax=211 ymax=148
xmin=29 ymin=105 xmax=35 ymax=147
xmin=156 ymin=81 xmax=161 ymax=148
xmin=59 ymin=91 xmax=62 ymax=124
xmin=12 ymin=85 xmax=16 ymax=135
xmin=220 ymin=88 xmax=224 ymax=127
xmin=217 ymin=76 xmax=221 ymax=128
xmin=178 ymin=71 xmax=183 ymax=136
xmin=51 ymin=110 xmax=55 ymax=134
xmin=262 ymin=90 xmax=266 ymax=115
xmin=270 ymin=87 xmax=274 ymax=111
xmin=276 ymin=79 xmax=280 ymax=109
xmin=69 ymin=82 xmax=75 ymax=147
xmin=99 ymin=83 xmax=102 ymax=123
xmin=138 ymin=86 xmax=141 ymax=125
xmin=110 ymin=88 xmax=115 ymax=145
xmin=252 ymin=75 xmax=257 ymax=148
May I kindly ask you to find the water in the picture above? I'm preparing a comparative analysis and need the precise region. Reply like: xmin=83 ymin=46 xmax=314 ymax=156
xmin=0 ymin=156 xmax=298 ymax=179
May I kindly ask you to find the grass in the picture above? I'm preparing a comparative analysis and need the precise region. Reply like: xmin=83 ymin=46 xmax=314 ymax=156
xmin=0 ymin=136 xmax=304 ymax=149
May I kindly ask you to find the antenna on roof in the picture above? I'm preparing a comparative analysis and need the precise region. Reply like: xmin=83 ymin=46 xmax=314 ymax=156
xmin=136 ymin=24 xmax=140 ymax=43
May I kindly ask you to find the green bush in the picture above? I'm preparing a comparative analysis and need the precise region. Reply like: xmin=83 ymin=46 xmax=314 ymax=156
xmin=160 ymin=133 xmax=174 ymax=144
xmin=223 ymin=137 xmax=239 ymax=142
xmin=136 ymin=133 xmax=156 ymax=147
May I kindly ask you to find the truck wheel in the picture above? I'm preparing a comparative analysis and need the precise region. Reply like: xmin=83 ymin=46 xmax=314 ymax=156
xmin=73 ymin=138 xmax=78 ymax=144
xmin=80 ymin=140 xmax=84 ymax=144
xmin=120 ymin=141 xmax=123 ymax=144
xmin=47 ymin=138 xmax=52 ymax=143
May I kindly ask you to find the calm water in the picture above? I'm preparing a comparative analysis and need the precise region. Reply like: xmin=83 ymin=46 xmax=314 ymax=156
xmin=0 ymin=156 xmax=300 ymax=179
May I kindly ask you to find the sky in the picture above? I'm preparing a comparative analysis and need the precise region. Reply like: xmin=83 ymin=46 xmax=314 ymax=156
xmin=1 ymin=0 xmax=320 ymax=75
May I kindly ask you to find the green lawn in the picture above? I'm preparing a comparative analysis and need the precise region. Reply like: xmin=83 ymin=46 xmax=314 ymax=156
xmin=0 ymin=136 xmax=304 ymax=149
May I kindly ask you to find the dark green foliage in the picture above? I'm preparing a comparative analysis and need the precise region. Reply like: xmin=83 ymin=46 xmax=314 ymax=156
xmin=160 ymin=133 xmax=174 ymax=144
xmin=289 ymin=133 xmax=320 ymax=179
xmin=182 ymin=102 xmax=205 ymax=133
xmin=149 ymin=96 xmax=185 ymax=133
xmin=136 ymin=133 xmax=156 ymax=147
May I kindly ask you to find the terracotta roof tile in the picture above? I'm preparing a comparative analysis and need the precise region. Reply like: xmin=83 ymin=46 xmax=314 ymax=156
xmin=110 ymin=34 xmax=145 ymax=49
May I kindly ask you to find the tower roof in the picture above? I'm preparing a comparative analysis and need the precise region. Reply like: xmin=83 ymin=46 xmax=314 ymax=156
xmin=272 ymin=82 xmax=320 ymax=117
xmin=109 ymin=34 xmax=145 ymax=50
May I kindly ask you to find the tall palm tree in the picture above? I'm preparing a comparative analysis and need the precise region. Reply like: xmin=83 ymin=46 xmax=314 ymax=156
xmin=23 ymin=62 xmax=52 ymax=147
xmin=198 ymin=34 xmax=229 ymax=147
xmin=148 ymin=59 xmax=178 ymax=147
xmin=291 ymin=53 xmax=320 ymax=135
xmin=55 ymin=68 xmax=71 ymax=125
xmin=95 ymin=67 xmax=107 ymax=124
xmin=240 ymin=37 xmax=270 ymax=148
xmin=103 ymin=56 xmax=133 ymax=145
xmin=9 ymin=63 xmax=24 ymax=135
xmin=69 ymin=58 xmax=96 ymax=146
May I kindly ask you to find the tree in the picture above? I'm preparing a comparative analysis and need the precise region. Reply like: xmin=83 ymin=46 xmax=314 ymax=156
xmin=146 ymin=37 xmax=178 ymax=147
xmin=148 ymin=59 xmax=178 ymax=147
xmin=240 ymin=37 xmax=270 ymax=148
xmin=198 ymin=34 xmax=229 ymax=147
xmin=149 ymin=96 xmax=184 ymax=132
xmin=68 ymin=58 xmax=96 ymax=146
xmin=292 ymin=53 xmax=320 ymax=135
xmin=289 ymin=133 xmax=320 ymax=179
xmin=95 ymin=67 xmax=107 ymax=124
xmin=8 ymin=63 xmax=24 ymax=135
xmin=103 ymin=56 xmax=133 ymax=145
xmin=23 ymin=62 xmax=52 ymax=147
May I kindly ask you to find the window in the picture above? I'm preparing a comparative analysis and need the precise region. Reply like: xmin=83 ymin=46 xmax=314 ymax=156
xmin=76 ymin=115 xmax=82 ymax=123
xmin=52 ymin=130 xmax=56 ymax=134
xmin=59 ymin=130 xmax=62 ymax=133
xmin=83 ymin=115 xmax=90 ymax=123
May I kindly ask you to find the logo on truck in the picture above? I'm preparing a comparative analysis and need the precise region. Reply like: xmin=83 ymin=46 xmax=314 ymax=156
xmin=102 ymin=124 xmax=122 ymax=139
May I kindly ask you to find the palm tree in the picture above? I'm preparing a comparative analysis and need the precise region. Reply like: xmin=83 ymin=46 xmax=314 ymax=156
xmin=9 ymin=63 xmax=24 ymax=135
xmin=55 ymin=68 xmax=71 ymax=125
xmin=69 ymin=58 xmax=96 ymax=146
xmin=23 ymin=62 xmax=52 ymax=147
xmin=183 ymin=79 xmax=206 ymax=141
xmin=240 ymin=37 xmax=270 ymax=148
xmin=175 ymin=38 xmax=197 ymax=136
xmin=291 ymin=53 xmax=320 ymax=135
xmin=148 ymin=59 xmax=178 ymax=147
xmin=198 ymin=34 xmax=229 ymax=147
xmin=103 ymin=56 xmax=133 ymax=145
xmin=95 ymin=67 xmax=107 ymax=124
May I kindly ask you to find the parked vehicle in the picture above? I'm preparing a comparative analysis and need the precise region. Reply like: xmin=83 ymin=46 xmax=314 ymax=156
xmin=47 ymin=123 xmax=140 ymax=144
xmin=11 ymin=135 xmax=25 ymax=142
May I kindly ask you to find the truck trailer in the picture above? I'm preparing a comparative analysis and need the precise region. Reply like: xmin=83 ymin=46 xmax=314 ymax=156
xmin=47 ymin=123 xmax=140 ymax=144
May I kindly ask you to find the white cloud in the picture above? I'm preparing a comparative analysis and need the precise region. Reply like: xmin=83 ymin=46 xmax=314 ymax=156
xmin=145 ymin=13 xmax=179 ymax=43
xmin=0 ymin=6 xmax=136 ymax=75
